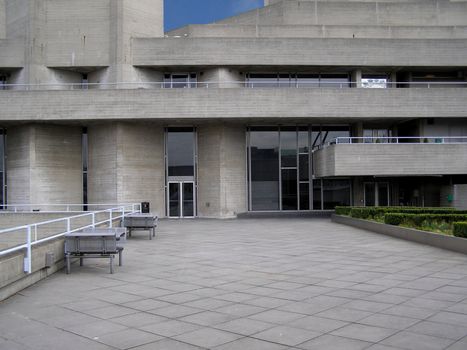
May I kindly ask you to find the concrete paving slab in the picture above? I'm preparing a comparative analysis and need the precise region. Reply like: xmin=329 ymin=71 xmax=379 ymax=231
xmin=1 ymin=218 xmax=467 ymax=350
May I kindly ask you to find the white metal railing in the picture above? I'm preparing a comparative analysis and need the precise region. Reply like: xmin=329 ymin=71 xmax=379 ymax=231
xmin=319 ymin=136 xmax=467 ymax=149
xmin=0 ymin=203 xmax=141 ymax=273
xmin=1 ymin=203 xmax=141 ymax=213
xmin=1 ymin=81 xmax=467 ymax=90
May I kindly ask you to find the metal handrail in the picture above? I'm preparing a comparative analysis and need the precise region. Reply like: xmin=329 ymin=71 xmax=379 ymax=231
xmin=0 ymin=203 xmax=141 ymax=273
xmin=1 ymin=203 xmax=140 ymax=213
xmin=1 ymin=80 xmax=467 ymax=90
xmin=318 ymin=136 xmax=467 ymax=149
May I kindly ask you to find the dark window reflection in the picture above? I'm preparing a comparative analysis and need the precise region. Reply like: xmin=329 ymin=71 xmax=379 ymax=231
xmin=313 ymin=180 xmax=322 ymax=210
xmin=282 ymin=169 xmax=297 ymax=210
xmin=169 ymin=183 xmax=180 ymax=217
xmin=250 ymin=128 xmax=279 ymax=210
xmin=365 ymin=183 xmax=376 ymax=206
xmin=183 ymin=183 xmax=194 ymax=217
xmin=300 ymin=183 xmax=309 ymax=210
xmin=323 ymin=179 xmax=351 ymax=209
xmin=167 ymin=128 xmax=195 ymax=177
xmin=280 ymin=128 xmax=297 ymax=167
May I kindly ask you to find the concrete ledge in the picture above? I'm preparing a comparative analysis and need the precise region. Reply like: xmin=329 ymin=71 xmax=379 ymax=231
xmin=238 ymin=211 xmax=333 ymax=219
xmin=332 ymin=214 xmax=467 ymax=255
xmin=0 ymin=237 xmax=65 ymax=302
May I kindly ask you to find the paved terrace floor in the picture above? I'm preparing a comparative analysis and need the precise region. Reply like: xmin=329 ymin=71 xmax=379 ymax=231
xmin=1 ymin=219 xmax=467 ymax=350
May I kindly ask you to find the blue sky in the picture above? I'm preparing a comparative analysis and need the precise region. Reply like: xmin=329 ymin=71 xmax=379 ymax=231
xmin=164 ymin=0 xmax=264 ymax=32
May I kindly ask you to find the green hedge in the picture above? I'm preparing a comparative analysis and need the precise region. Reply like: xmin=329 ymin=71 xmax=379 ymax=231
xmin=348 ymin=207 xmax=461 ymax=221
xmin=384 ymin=213 xmax=467 ymax=228
xmin=335 ymin=206 xmax=353 ymax=216
xmin=453 ymin=222 xmax=467 ymax=238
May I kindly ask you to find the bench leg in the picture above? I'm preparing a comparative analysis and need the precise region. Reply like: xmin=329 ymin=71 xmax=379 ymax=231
xmin=80 ymin=256 xmax=84 ymax=266
xmin=110 ymin=255 xmax=114 ymax=274
xmin=149 ymin=228 xmax=152 ymax=240
xmin=153 ymin=227 xmax=156 ymax=237
xmin=66 ymin=254 xmax=71 ymax=274
xmin=119 ymin=250 xmax=123 ymax=266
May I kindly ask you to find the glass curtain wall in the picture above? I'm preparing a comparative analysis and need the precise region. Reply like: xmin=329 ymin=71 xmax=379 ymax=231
xmin=248 ymin=126 xmax=351 ymax=211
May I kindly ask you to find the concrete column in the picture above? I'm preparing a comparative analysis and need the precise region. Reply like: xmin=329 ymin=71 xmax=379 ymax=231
xmin=199 ymin=68 xmax=244 ymax=88
xmin=198 ymin=124 xmax=247 ymax=218
xmin=7 ymin=124 xmax=83 ymax=205
xmin=351 ymin=69 xmax=362 ymax=88
xmin=88 ymin=122 xmax=165 ymax=215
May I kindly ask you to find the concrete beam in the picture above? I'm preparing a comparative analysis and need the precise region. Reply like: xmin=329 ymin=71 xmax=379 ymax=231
xmin=133 ymin=37 xmax=467 ymax=67
xmin=313 ymin=143 xmax=467 ymax=177
xmin=0 ymin=88 xmax=466 ymax=121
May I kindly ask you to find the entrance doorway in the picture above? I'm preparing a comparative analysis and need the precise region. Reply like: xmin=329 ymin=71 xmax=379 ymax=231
xmin=168 ymin=182 xmax=195 ymax=218
xmin=165 ymin=127 xmax=197 ymax=218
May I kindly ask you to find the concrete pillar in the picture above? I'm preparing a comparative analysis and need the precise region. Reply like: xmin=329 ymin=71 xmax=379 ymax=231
xmin=87 ymin=122 xmax=165 ymax=215
xmin=0 ymin=0 xmax=5 ymax=39
xmin=351 ymin=69 xmax=362 ymax=88
xmin=198 ymin=124 xmax=247 ymax=218
xmin=199 ymin=68 xmax=244 ymax=88
xmin=7 ymin=124 xmax=83 ymax=205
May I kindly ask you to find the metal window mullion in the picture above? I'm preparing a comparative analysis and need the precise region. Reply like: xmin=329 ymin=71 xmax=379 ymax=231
xmin=296 ymin=127 xmax=300 ymax=211
xmin=194 ymin=128 xmax=198 ymax=217
xmin=278 ymin=128 xmax=282 ymax=211
xmin=247 ymin=128 xmax=252 ymax=211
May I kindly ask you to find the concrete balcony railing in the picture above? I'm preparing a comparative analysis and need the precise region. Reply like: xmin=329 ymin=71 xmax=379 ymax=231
xmin=313 ymin=137 xmax=467 ymax=177
xmin=0 ymin=88 xmax=467 ymax=122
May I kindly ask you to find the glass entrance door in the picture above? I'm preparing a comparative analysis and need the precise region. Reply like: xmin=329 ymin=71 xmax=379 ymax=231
xmin=168 ymin=181 xmax=195 ymax=218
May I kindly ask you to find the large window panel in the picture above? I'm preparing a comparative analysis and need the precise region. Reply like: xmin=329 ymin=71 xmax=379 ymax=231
xmin=280 ymin=127 xmax=297 ymax=168
xmin=323 ymin=179 xmax=351 ymax=209
xmin=282 ymin=169 xmax=298 ymax=211
xmin=250 ymin=128 xmax=280 ymax=210
xmin=167 ymin=127 xmax=195 ymax=177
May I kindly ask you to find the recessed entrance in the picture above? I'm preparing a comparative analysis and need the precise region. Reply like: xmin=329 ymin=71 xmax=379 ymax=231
xmin=165 ymin=127 xmax=197 ymax=218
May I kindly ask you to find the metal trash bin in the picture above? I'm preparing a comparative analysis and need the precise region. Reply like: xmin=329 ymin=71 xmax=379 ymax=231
xmin=141 ymin=202 xmax=150 ymax=213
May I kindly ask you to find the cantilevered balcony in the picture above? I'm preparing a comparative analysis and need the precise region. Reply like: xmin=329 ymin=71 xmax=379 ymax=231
xmin=313 ymin=137 xmax=467 ymax=177
xmin=0 ymin=87 xmax=467 ymax=122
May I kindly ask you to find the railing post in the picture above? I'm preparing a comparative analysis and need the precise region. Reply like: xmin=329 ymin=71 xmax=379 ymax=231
xmin=34 ymin=225 xmax=38 ymax=241
xmin=66 ymin=205 xmax=70 ymax=212
xmin=67 ymin=217 xmax=71 ymax=233
xmin=109 ymin=209 xmax=113 ymax=228
xmin=92 ymin=212 xmax=95 ymax=228
xmin=24 ymin=226 xmax=32 ymax=274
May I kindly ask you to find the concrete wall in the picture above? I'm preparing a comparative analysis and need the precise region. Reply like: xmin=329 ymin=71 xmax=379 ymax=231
xmin=197 ymin=124 xmax=247 ymax=217
xmin=1 ymin=88 xmax=467 ymax=121
xmin=88 ymin=123 xmax=165 ymax=216
xmin=6 ymin=124 xmax=83 ymax=205
xmin=0 ymin=0 xmax=164 ymax=84
xmin=223 ymin=0 xmax=467 ymax=26
xmin=314 ymin=143 xmax=467 ymax=177
xmin=168 ymin=24 xmax=467 ymax=39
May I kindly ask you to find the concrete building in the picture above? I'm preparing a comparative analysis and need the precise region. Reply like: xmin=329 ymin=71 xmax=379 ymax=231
xmin=0 ymin=0 xmax=466 ymax=217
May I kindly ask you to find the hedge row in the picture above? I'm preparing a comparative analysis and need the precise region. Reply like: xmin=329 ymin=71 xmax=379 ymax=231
xmin=346 ymin=207 xmax=461 ymax=221
xmin=453 ymin=222 xmax=467 ymax=238
xmin=384 ymin=213 xmax=467 ymax=227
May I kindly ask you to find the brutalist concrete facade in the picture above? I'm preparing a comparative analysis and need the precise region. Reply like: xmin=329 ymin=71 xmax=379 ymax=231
xmin=0 ymin=0 xmax=467 ymax=217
